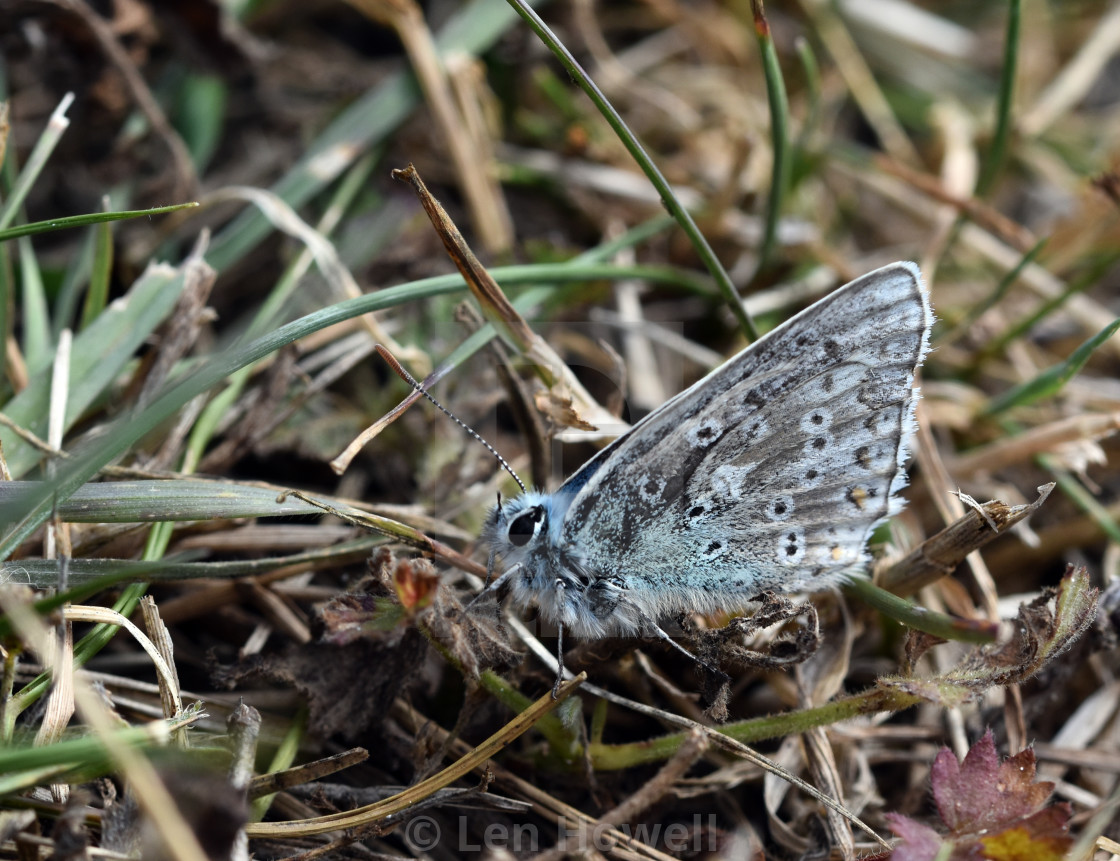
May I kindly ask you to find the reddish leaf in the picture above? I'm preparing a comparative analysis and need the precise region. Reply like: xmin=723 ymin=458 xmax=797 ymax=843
xmin=888 ymin=733 xmax=1074 ymax=860
xmin=885 ymin=812 xmax=945 ymax=861
xmin=932 ymin=731 xmax=1053 ymax=832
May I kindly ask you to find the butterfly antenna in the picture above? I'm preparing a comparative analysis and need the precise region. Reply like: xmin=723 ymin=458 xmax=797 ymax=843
xmin=376 ymin=345 xmax=527 ymax=493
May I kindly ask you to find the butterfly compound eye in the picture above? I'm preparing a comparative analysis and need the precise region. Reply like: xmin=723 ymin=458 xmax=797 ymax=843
xmin=508 ymin=506 xmax=545 ymax=547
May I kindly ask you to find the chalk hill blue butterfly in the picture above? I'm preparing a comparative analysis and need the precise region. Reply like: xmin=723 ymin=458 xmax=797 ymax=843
xmin=481 ymin=262 xmax=932 ymax=652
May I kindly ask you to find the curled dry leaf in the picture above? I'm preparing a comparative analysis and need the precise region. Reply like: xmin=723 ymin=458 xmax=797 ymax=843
xmin=882 ymin=566 xmax=1098 ymax=708
xmin=533 ymin=387 xmax=599 ymax=433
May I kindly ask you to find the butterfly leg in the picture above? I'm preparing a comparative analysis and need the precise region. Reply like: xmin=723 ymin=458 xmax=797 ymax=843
xmin=649 ymin=622 xmax=731 ymax=686
xmin=551 ymin=623 xmax=565 ymax=698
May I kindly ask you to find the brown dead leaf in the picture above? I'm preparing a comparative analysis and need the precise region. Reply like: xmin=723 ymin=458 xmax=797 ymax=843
xmin=533 ymin=387 xmax=598 ymax=432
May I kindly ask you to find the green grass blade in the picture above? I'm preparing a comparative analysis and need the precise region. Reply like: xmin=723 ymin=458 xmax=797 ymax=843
xmin=985 ymin=314 xmax=1120 ymax=415
xmin=0 ymin=555 xmax=206 ymax=639
xmin=750 ymin=0 xmax=792 ymax=280
xmin=52 ymin=224 xmax=96 ymax=337
xmin=16 ymin=236 xmax=51 ymax=373
xmin=0 ymin=203 xmax=199 ymax=244
xmin=80 ymin=197 xmax=115 ymax=330
xmin=0 ymin=262 xmax=193 ymax=477
xmin=2 ymin=538 xmax=380 ymax=590
xmin=1041 ymin=456 xmax=1120 ymax=545
xmin=975 ymin=0 xmax=1020 ymax=197
xmin=175 ymin=73 xmax=227 ymax=172
xmin=0 ymin=480 xmax=327 ymax=522
xmin=0 ymin=94 xmax=73 ymax=232
xmin=572 ymin=214 xmax=677 ymax=264
xmin=793 ymin=36 xmax=822 ymax=162
xmin=0 ymin=720 xmax=182 ymax=773
xmin=845 ymin=577 xmax=997 ymax=644
xmin=0 ymin=258 xmax=705 ymax=555
xmin=0 ymin=279 xmax=463 ymax=555
xmin=183 ymin=153 xmax=381 ymax=472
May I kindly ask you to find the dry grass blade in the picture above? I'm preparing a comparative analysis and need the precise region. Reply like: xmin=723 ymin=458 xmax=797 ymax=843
xmin=0 ymin=590 xmax=210 ymax=861
xmin=247 ymin=749 xmax=370 ymax=799
xmin=244 ymin=673 xmax=585 ymax=837
xmin=344 ymin=0 xmax=513 ymax=254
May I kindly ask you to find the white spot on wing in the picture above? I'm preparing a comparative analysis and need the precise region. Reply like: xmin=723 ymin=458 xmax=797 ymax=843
xmin=688 ymin=418 xmax=723 ymax=448
xmin=638 ymin=474 xmax=667 ymax=503
xmin=711 ymin=464 xmax=755 ymax=501
xmin=800 ymin=408 xmax=833 ymax=432
xmin=765 ymin=495 xmax=794 ymax=521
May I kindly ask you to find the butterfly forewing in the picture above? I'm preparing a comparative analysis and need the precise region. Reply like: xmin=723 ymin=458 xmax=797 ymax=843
xmin=555 ymin=263 xmax=930 ymax=611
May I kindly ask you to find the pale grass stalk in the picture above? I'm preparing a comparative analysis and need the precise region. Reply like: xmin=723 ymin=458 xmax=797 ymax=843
xmin=46 ymin=328 xmax=71 ymax=562
xmin=345 ymin=0 xmax=513 ymax=254
xmin=63 ymin=605 xmax=183 ymax=717
xmin=0 ymin=590 xmax=209 ymax=861
xmin=1020 ymin=1 xmax=1120 ymax=135
xmin=919 ymin=103 xmax=977 ymax=282
xmin=0 ymin=93 xmax=73 ymax=231
xmin=947 ymin=413 xmax=1120 ymax=476
xmin=801 ymin=0 xmax=920 ymax=165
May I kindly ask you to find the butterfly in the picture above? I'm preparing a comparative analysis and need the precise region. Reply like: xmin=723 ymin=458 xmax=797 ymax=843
xmin=480 ymin=262 xmax=932 ymax=668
